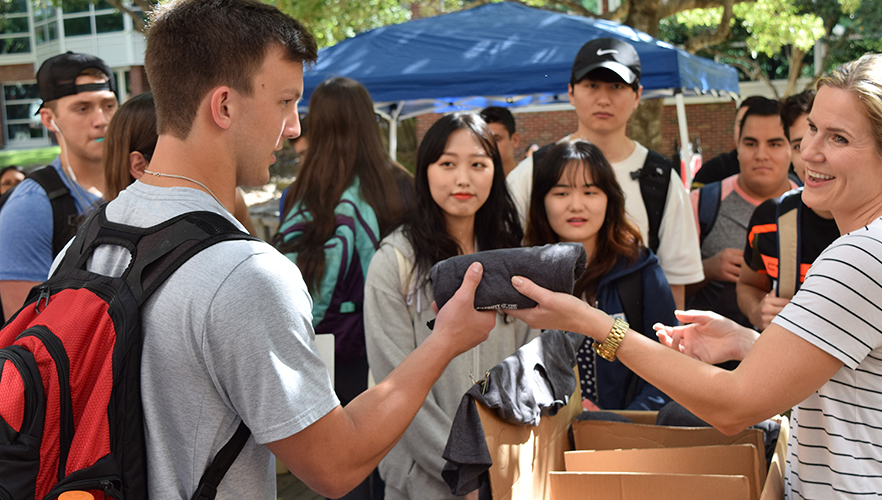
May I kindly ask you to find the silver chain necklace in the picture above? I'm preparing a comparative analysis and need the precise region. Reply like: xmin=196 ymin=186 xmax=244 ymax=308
xmin=142 ymin=169 xmax=226 ymax=208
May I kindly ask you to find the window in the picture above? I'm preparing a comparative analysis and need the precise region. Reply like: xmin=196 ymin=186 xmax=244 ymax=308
xmin=60 ymin=0 xmax=126 ymax=38
xmin=2 ymin=83 xmax=46 ymax=144
xmin=0 ymin=0 xmax=31 ymax=54
xmin=95 ymin=12 xmax=123 ymax=33
xmin=63 ymin=15 xmax=92 ymax=36
xmin=33 ymin=0 xmax=60 ymax=45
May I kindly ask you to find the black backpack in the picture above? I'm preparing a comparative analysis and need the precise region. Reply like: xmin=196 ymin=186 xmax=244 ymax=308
xmin=0 ymin=166 xmax=81 ymax=325
xmin=696 ymin=180 xmax=723 ymax=245
xmin=0 ymin=205 xmax=259 ymax=500
xmin=0 ymin=166 xmax=81 ymax=258
xmin=532 ymin=145 xmax=673 ymax=254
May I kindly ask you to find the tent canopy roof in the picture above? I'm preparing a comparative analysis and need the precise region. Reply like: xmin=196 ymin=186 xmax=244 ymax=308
xmin=302 ymin=1 xmax=739 ymax=117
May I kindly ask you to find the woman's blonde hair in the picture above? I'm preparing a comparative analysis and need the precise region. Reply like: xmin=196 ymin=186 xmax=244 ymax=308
xmin=817 ymin=54 xmax=882 ymax=154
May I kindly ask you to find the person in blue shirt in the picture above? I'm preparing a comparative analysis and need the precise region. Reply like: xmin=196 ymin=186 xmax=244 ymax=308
xmin=0 ymin=52 xmax=118 ymax=318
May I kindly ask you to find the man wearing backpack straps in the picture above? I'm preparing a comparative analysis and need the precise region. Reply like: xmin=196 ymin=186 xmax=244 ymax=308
xmin=688 ymin=97 xmax=797 ymax=329
xmin=506 ymin=37 xmax=702 ymax=309
xmin=737 ymin=90 xmax=839 ymax=330
xmin=0 ymin=52 xmax=118 ymax=319
xmin=71 ymin=0 xmax=495 ymax=498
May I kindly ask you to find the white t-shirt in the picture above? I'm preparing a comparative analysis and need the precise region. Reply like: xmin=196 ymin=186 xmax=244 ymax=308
xmin=58 ymin=181 xmax=339 ymax=499
xmin=772 ymin=216 xmax=882 ymax=499
xmin=507 ymin=138 xmax=703 ymax=285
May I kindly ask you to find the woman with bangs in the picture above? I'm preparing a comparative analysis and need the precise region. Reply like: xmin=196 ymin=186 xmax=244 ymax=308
xmin=525 ymin=140 xmax=675 ymax=411
xmin=364 ymin=112 xmax=537 ymax=500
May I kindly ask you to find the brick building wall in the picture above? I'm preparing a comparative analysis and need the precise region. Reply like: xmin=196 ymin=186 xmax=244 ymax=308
xmin=0 ymin=63 xmax=35 ymax=82
xmin=414 ymin=100 xmax=739 ymax=165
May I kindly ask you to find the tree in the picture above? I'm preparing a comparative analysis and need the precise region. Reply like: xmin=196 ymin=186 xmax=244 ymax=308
xmin=276 ymin=0 xmax=409 ymax=47
xmin=664 ymin=0 xmax=868 ymax=98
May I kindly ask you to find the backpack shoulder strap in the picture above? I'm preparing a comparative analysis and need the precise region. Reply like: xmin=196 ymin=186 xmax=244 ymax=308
xmin=191 ymin=421 xmax=251 ymax=500
xmin=28 ymin=166 xmax=80 ymax=258
xmin=637 ymin=151 xmax=673 ymax=253
xmin=614 ymin=266 xmax=643 ymax=406
xmin=697 ymin=180 xmax=723 ymax=244
xmin=58 ymin=206 xmax=260 ymax=305
xmin=775 ymin=190 xmax=803 ymax=299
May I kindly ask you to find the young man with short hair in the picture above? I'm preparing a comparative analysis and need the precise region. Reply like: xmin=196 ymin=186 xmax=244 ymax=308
xmin=0 ymin=52 xmax=118 ymax=318
xmin=480 ymin=106 xmax=520 ymax=176
xmin=73 ymin=0 xmax=495 ymax=498
xmin=688 ymin=97 xmax=798 ymax=327
xmin=736 ymin=90 xmax=838 ymax=330
xmin=691 ymin=95 xmax=768 ymax=189
xmin=507 ymin=37 xmax=703 ymax=309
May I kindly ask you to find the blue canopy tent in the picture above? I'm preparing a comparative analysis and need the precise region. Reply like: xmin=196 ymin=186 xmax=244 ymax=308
xmin=302 ymin=1 xmax=740 ymax=161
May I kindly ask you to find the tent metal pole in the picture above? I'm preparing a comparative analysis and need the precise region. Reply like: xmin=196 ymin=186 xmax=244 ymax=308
xmin=389 ymin=101 xmax=405 ymax=161
xmin=674 ymin=88 xmax=692 ymax=187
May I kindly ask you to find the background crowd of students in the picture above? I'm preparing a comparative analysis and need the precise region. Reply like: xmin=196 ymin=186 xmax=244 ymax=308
xmin=1 ymin=15 xmax=880 ymax=498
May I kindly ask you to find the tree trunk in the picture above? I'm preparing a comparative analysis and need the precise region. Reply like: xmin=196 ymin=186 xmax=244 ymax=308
xmin=783 ymin=45 xmax=807 ymax=97
xmin=624 ymin=0 xmax=665 ymax=152
xmin=630 ymin=99 xmax=667 ymax=155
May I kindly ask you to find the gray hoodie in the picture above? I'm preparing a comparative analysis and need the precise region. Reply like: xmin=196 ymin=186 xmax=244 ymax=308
xmin=364 ymin=228 xmax=539 ymax=500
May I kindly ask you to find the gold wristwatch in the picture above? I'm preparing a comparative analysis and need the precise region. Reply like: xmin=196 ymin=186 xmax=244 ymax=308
xmin=593 ymin=318 xmax=629 ymax=362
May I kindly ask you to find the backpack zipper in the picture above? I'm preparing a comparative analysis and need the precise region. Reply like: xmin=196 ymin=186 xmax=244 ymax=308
xmin=18 ymin=325 xmax=73 ymax=483
xmin=0 ymin=346 xmax=38 ymax=435
xmin=44 ymin=477 xmax=123 ymax=500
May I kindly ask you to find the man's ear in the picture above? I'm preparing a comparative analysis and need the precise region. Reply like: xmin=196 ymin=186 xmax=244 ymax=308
xmin=209 ymin=86 xmax=234 ymax=130
xmin=634 ymin=85 xmax=644 ymax=108
xmin=129 ymin=151 xmax=149 ymax=180
xmin=567 ymin=83 xmax=575 ymax=106
xmin=511 ymin=132 xmax=521 ymax=149
xmin=39 ymin=108 xmax=57 ymax=132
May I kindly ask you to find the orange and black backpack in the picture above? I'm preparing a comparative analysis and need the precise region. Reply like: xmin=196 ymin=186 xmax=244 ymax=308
xmin=0 ymin=206 xmax=258 ymax=500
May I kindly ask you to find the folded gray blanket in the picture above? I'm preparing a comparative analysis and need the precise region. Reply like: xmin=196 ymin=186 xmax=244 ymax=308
xmin=429 ymin=242 xmax=587 ymax=310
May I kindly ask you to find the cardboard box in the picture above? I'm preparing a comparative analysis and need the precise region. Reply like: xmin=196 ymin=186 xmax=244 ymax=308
xmin=564 ymin=445 xmax=762 ymax=500
xmin=548 ymin=472 xmax=750 ymax=500
xmin=475 ymin=383 xmax=790 ymax=500
xmin=571 ymin=419 xmax=767 ymax=480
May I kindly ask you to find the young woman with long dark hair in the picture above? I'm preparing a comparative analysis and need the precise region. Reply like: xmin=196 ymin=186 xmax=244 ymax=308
xmin=275 ymin=77 xmax=412 ymax=409
xmin=525 ymin=140 xmax=675 ymax=410
xmin=364 ymin=112 xmax=536 ymax=500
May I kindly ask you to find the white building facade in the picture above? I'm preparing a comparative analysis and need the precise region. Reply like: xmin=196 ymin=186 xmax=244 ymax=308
xmin=0 ymin=0 xmax=147 ymax=149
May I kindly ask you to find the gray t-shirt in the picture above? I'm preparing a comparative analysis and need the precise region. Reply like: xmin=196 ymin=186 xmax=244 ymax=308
xmin=692 ymin=185 xmax=757 ymax=327
xmin=61 ymin=181 xmax=339 ymax=499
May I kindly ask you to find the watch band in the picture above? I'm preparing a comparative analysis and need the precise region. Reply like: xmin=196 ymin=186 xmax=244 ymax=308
xmin=593 ymin=318 xmax=629 ymax=362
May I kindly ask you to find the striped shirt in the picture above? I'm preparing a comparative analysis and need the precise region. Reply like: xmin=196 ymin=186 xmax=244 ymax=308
xmin=773 ymin=217 xmax=882 ymax=499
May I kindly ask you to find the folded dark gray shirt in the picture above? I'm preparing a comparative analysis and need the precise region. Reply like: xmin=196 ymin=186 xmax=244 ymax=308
xmin=429 ymin=242 xmax=587 ymax=310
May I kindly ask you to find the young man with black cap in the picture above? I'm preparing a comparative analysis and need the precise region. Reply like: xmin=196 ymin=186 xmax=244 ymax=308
xmin=507 ymin=37 xmax=702 ymax=308
xmin=0 ymin=52 xmax=118 ymax=319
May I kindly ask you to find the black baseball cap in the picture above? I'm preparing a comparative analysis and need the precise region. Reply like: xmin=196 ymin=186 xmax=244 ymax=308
xmin=36 ymin=52 xmax=115 ymax=109
xmin=571 ymin=37 xmax=641 ymax=86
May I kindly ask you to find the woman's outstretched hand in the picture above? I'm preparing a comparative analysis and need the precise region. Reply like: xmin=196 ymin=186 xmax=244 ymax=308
xmin=503 ymin=275 xmax=601 ymax=337
xmin=653 ymin=310 xmax=759 ymax=365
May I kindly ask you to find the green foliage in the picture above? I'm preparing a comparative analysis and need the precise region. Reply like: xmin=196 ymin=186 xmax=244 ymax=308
xmin=673 ymin=0 xmax=828 ymax=57
xmin=822 ymin=0 xmax=882 ymax=71
xmin=274 ymin=0 xmax=410 ymax=47
xmin=661 ymin=0 xmax=880 ymax=89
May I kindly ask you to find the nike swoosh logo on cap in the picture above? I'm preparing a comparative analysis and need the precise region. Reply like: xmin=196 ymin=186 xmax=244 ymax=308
xmin=597 ymin=49 xmax=619 ymax=56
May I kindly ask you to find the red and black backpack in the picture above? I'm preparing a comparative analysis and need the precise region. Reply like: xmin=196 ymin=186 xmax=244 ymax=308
xmin=0 ymin=206 xmax=258 ymax=500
